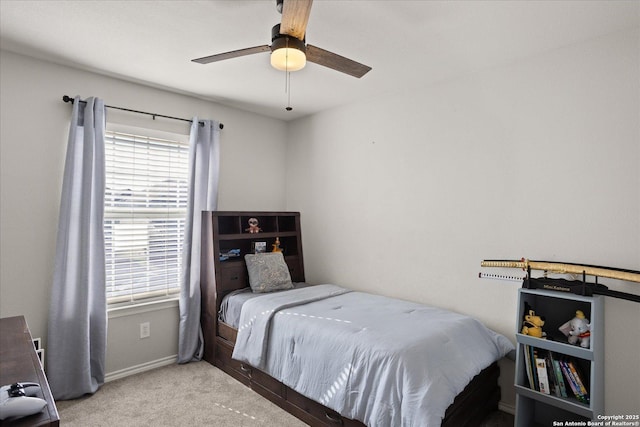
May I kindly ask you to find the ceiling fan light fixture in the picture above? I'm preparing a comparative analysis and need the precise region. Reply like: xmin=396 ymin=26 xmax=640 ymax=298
xmin=270 ymin=24 xmax=306 ymax=72
xmin=271 ymin=45 xmax=306 ymax=71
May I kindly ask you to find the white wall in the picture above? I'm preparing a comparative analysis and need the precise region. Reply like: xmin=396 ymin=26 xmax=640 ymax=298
xmin=286 ymin=29 xmax=639 ymax=414
xmin=0 ymin=50 xmax=288 ymax=376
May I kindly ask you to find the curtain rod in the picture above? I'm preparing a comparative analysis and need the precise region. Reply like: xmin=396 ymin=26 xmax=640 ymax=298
xmin=62 ymin=95 xmax=224 ymax=129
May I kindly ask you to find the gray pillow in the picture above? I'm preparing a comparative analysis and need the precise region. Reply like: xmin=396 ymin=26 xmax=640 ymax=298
xmin=244 ymin=252 xmax=293 ymax=293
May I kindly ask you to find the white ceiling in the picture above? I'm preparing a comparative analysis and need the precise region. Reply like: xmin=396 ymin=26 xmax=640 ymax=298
xmin=1 ymin=1 xmax=638 ymax=121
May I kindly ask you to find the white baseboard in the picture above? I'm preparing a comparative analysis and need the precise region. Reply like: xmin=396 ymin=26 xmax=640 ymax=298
xmin=105 ymin=355 xmax=177 ymax=383
xmin=498 ymin=401 xmax=516 ymax=415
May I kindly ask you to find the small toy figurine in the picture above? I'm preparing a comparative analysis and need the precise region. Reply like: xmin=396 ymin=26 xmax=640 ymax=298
xmin=559 ymin=310 xmax=591 ymax=348
xmin=245 ymin=217 xmax=262 ymax=234
xmin=271 ymin=237 xmax=282 ymax=252
xmin=521 ymin=309 xmax=546 ymax=338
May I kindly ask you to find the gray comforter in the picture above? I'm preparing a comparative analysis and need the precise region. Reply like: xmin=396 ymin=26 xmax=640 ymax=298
xmin=232 ymin=284 xmax=514 ymax=427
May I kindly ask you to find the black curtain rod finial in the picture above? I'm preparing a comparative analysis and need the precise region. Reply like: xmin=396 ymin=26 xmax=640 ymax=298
xmin=62 ymin=94 xmax=224 ymax=129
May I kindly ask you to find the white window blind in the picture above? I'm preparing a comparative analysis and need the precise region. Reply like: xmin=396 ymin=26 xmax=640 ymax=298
xmin=104 ymin=130 xmax=189 ymax=305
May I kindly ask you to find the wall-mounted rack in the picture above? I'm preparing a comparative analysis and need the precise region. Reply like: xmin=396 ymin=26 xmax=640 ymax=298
xmin=480 ymin=258 xmax=640 ymax=303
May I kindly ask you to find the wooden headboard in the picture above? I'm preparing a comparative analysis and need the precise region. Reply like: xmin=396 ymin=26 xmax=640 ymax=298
xmin=199 ymin=211 xmax=305 ymax=362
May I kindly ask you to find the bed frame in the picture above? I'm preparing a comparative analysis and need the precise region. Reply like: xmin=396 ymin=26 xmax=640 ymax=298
xmin=200 ymin=211 xmax=502 ymax=426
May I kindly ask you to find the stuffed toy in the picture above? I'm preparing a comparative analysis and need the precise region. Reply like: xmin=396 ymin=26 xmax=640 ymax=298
xmin=521 ymin=309 xmax=546 ymax=338
xmin=271 ymin=237 xmax=282 ymax=252
xmin=245 ymin=217 xmax=262 ymax=234
xmin=559 ymin=310 xmax=591 ymax=348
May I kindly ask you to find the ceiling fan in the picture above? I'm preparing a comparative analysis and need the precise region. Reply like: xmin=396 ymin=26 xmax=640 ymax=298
xmin=191 ymin=0 xmax=372 ymax=78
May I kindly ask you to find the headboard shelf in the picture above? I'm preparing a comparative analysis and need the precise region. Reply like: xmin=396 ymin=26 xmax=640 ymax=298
xmin=213 ymin=211 xmax=301 ymax=235
xmin=217 ymin=230 xmax=299 ymax=240
xmin=200 ymin=211 xmax=305 ymax=363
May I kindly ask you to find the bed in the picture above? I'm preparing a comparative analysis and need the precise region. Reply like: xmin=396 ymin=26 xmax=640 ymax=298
xmin=199 ymin=211 xmax=514 ymax=427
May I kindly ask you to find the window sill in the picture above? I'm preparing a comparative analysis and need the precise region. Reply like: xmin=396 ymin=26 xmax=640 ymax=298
xmin=108 ymin=297 xmax=179 ymax=319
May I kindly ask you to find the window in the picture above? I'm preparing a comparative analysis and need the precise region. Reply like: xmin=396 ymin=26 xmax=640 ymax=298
xmin=104 ymin=130 xmax=189 ymax=305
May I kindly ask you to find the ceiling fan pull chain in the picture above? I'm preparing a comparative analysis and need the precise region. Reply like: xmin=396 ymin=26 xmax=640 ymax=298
xmin=286 ymin=72 xmax=293 ymax=111
xmin=283 ymin=37 xmax=293 ymax=110
xmin=285 ymin=37 xmax=289 ymax=73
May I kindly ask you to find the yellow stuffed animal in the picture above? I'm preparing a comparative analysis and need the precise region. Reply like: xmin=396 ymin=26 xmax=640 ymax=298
xmin=521 ymin=310 xmax=546 ymax=338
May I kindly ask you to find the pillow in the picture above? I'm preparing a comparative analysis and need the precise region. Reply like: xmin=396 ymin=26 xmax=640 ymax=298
xmin=244 ymin=252 xmax=293 ymax=293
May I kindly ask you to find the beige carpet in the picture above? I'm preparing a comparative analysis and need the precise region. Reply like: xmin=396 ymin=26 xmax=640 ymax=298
xmin=56 ymin=361 xmax=513 ymax=426
xmin=56 ymin=361 xmax=306 ymax=426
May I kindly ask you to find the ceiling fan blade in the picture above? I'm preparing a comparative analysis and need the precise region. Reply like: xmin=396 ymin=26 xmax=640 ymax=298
xmin=192 ymin=45 xmax=270 ymax=64
xmin=306 ymin=45 xmax=372 ymax=78
xmin=280 ymin=0 xmax=313 ymax=40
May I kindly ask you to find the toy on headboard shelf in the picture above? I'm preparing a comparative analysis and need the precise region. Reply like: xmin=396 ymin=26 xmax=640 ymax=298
xmin=245 ymin=217 xmax=262 ymax=234
xmin=559 ymin=310 xmax=591 ymax=348
xmin=271 ymin=237 xmax=282 ymax=252
xmin=521 ymin=309 xmax=546 ymax=338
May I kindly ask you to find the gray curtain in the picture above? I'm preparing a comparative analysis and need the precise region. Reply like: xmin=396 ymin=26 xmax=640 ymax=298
xmin=47 ymin=96 xmax=107 ymax=400
xmin=178 ymin=119 xmax=220 ymax=363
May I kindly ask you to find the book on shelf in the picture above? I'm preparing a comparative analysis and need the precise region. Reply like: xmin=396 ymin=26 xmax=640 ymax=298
xmin=549 ymin=352 xmax=568 ymax=398
xmin=523 ymin=345 xmax=540 ymax=391
xmin=522 ymin=348 xmax=589 ymax=403
xmin=559 ymin=359 xmax=580 ymax=401
xmin=560 ymin=359 xmax=590 ymax=404
xmin=568 ymin=360 xmax=589 ymax=400
xmin=523 ymin=345 xmax=535 ymax=390
xmin=543 ymin=352 xmax=559 ymax=397
xmin=535 ymin=354 xmax=551 ymax=395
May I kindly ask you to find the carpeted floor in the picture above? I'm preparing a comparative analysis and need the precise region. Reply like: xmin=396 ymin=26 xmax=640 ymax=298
xmin=56 ymin=361 xmax=513 ymax=426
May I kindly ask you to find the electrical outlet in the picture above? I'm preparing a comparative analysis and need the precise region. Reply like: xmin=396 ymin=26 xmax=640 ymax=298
xmin=140 ymin=322 xmax=150 ymax=339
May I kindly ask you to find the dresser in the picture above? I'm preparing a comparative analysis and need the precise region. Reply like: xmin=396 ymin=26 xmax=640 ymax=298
xmin=0 ymin=316 xmax=59 ymax=426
